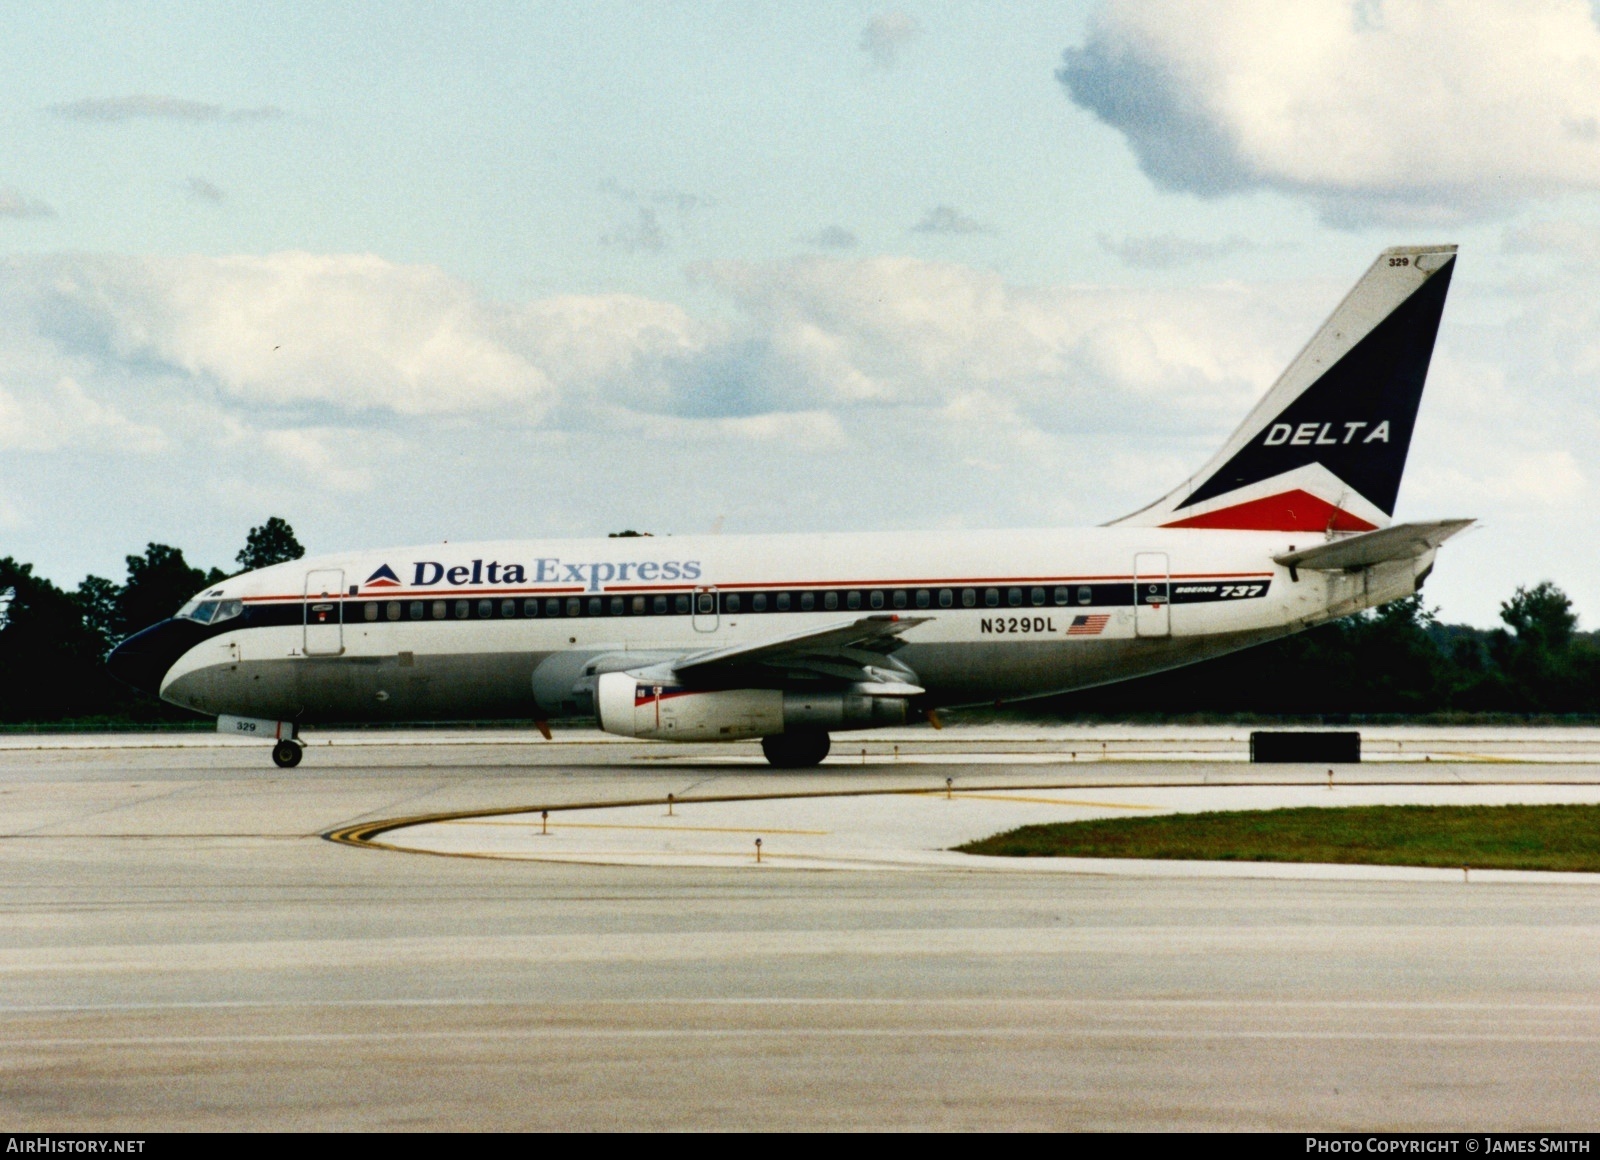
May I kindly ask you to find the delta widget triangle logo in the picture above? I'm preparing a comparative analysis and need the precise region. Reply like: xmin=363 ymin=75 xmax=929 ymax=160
xmin=364 ymin=564 xmax=401 ymax=588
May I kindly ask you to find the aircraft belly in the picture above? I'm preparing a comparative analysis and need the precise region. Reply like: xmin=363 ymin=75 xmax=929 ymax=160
xmin=165 ymin=650 xmax=556 ymax=723
xmin=906 ymin=627 xmax=1290 ymax=706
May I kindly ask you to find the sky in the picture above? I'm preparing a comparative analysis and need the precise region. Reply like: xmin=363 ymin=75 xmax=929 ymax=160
xmin=3 ymin=0 xmax=1600 ymax=627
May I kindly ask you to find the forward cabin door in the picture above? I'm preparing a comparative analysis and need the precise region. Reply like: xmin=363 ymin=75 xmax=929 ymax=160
xmin=304 ymin=569 xmax=345 ymax=656
xmin=1134 ymin=553 xmax=1170 ymax=638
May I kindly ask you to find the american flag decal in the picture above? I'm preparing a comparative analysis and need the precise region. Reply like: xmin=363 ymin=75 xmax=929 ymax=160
xmin=1067 ymin=614 xmax=1110 ymax=636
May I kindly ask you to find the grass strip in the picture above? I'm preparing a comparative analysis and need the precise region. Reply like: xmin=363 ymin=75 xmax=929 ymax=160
xmin=956 ymin=804 xmax=1600 ymax=872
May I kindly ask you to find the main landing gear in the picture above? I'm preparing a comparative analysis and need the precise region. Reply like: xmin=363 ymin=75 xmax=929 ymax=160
xmin=271 ymin=739 xmax=304 ymax=769
xmin=761 ymin=729 xmax=831 ymax=768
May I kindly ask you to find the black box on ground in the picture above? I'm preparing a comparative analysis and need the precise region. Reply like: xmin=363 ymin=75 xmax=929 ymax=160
xmin=1249 ymin=731 xmax=1361 ymax=763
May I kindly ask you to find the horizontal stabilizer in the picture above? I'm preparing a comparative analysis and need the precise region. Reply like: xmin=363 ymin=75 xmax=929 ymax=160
xmin=1273 ymin=519 xmax=1473 ymax=572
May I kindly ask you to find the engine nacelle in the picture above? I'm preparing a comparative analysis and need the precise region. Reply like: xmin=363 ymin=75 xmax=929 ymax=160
xmin=595 ymin=673 xmax=909 ymax=741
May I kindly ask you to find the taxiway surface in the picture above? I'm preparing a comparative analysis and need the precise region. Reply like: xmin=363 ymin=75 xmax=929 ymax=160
xmin=5 ymin=728 xmax=1600 ymax=1130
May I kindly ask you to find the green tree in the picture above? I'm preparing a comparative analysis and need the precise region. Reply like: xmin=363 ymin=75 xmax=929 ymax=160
xmin=1487 ymin=582 xmax=1585 ymax=711
xmin=74 ymin=575 xmax=120 ymax=653
xmin=236 ymin=517 xmax=305 ymax=571
xmin=0 ymin=558 xmax=123 ymax=721
xmin=1500 ymin=582 xmax=1577 ymax=653
xmin=116 ymin=544 xmax=225 ymax=640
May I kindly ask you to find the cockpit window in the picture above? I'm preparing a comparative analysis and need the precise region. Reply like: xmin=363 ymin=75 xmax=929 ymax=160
xmin=177 ymin=598 xmax=243 ymax=625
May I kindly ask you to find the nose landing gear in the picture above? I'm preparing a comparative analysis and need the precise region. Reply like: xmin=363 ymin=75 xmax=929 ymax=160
xmin=271 ymin=739 xmax=304 ymax=768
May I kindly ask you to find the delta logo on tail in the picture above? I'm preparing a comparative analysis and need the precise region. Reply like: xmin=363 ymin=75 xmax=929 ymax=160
xmin=363 ymin=564 xmax=402 ymax=589
xmin=1117 ymin=247 xmax=1457 ymax=535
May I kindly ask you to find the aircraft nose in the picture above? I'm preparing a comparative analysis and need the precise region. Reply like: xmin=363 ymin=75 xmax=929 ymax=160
xmin=107 ymin=618 xmax=203 ymax=698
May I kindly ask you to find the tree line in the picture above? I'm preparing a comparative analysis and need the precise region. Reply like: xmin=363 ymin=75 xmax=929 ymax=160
xmin=1 ymin=517 xmax=1597 ymax=723
xmin=0 ymin=518 xmax=303 ymax=722
xmin=1048 ymin=583 xmax=1600 ymax=719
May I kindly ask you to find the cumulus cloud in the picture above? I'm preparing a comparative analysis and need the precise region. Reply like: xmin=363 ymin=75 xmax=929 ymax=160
xmin=0 ymin=249 xmax=1312 ymax=452
xmin=689 ymin=254 xmax=1304 ymax=431
xmin=3 ymin=245 xmax=1595 ymax=627
xmin=0 ymin=188 xmax=53 ymax=219
xmin=48 ymin=95 xmax=284 ymax=123
xmin=861 ymin=11 xmax=921 ymax=68
xmin=911 ymin=205 xmax=994 ymax=235
xmin=1059 ymin=0 xmax=1600 ymax=222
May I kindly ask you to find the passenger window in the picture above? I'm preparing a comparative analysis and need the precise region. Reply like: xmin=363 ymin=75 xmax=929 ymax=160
xmin=697 ymin=593 xmax=714 ymax=614
xmin=409 ymin=601 xmax=425 ymax=620
xmin=939 ymin=589 xmax=953 ymax=608
xmin=1031 ymin=587 xmax=1045 ymax=607
xmin=479 ymin=600 xmax=494 ymax=618
xmin=524 ymin=599 xmax=539 ymax=617
xmin=609 ymin=596 xmax=623 ymax=615
xmin=962 ymin=589 xmax=977 ymax=608
xmin=824 ymin=592 xmax=838 ymax=610
xmin=547 ymin=599 xmax=562 ymax=617
xmin=802 ymin=592 xmax=815 ymax=611
xmin=364 ymin=603 xmax=378 ymax=622
xmin=893 ymin=590 xmax=908 ymax=609
xmin=502 ymin=600 xmax=517 ymax=618
xmin=455 ymin=600 xmax=470 ymax=619
xmin=1077 ymin=586 xmax=1092 ymax=606
xmin=1008 ymin=588 xmax=1023 ymax=607
xmin=1054 ymin=587 xmax=1069 ymax=606
xmin=847 ymin=591 xmax=861 ymax=610
xmin=632 ymin=596 xmax=646 ymax=614
xmin=752 ymin=593 xmax=767 ymax=612
xmin=916 ymin=590 xmax=931 ymax=609
xmin=776 ymin=593 xmax=791 ymax=611
xmin=566 ymin=598 xmax=581 ymax=617
xmin=432 ymin=601 xmax=447 ymax=619
xmin=654 ymin=595 xmax=668 ymax=614
xmin=869 ymin=591 xmax=883 ymax=610
xmin=676 ymin=594 xmax=690 ymax=613
xmin=985 ymin=589 xmax=1000 ymax=608
xmin=726 ymin=594 xmax=741 ymax=613
xmin=588 ymin=597 xmax=602 ymax=616
xmin=387 ymin=602 xmax=401 ymax=621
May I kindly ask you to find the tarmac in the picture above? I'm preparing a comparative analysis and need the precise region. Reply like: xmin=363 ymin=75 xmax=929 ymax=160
xmin=5 ymin=725 xmax=1600 ymax=1130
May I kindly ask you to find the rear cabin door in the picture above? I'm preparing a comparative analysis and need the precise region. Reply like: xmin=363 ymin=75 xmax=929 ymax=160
xmin=304 ymin=569 xmax=345 ymax=656
xmin=1133 ymin=553 xmax=1170 ymax=638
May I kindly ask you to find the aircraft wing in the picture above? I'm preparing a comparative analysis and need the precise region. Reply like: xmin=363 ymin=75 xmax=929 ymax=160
xmin=670 ymin=614 xmax=931 ymax=692
xmin=1273 ymin=519 xmax=1474 ymax=572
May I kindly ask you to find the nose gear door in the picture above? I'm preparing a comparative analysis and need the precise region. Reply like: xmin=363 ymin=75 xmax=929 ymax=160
xmin=304 ymin=569 xmax=345 ymax=656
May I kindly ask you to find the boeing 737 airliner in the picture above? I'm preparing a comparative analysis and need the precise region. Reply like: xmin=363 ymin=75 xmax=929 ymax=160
xmin=110 ymin=246 xmax=1470 ymax=768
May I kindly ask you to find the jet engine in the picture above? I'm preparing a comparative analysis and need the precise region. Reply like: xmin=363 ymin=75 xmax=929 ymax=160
xmin=594 ymin=672 xmax=908 ymax=742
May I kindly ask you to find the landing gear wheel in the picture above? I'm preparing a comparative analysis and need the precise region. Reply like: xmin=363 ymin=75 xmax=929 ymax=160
xmin=271 ymin=740 xmax=303 ymax=769
xmin=761 ymin=729 xmax=831 ymax=768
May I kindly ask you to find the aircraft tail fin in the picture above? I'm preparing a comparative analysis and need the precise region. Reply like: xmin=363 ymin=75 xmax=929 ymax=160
xmin=1112 ymin=245 xmax=1457 ymax=532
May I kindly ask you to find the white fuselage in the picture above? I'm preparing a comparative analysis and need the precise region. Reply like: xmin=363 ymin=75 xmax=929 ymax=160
xmin=153 ymin=525 xmax=1430 ymax=728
